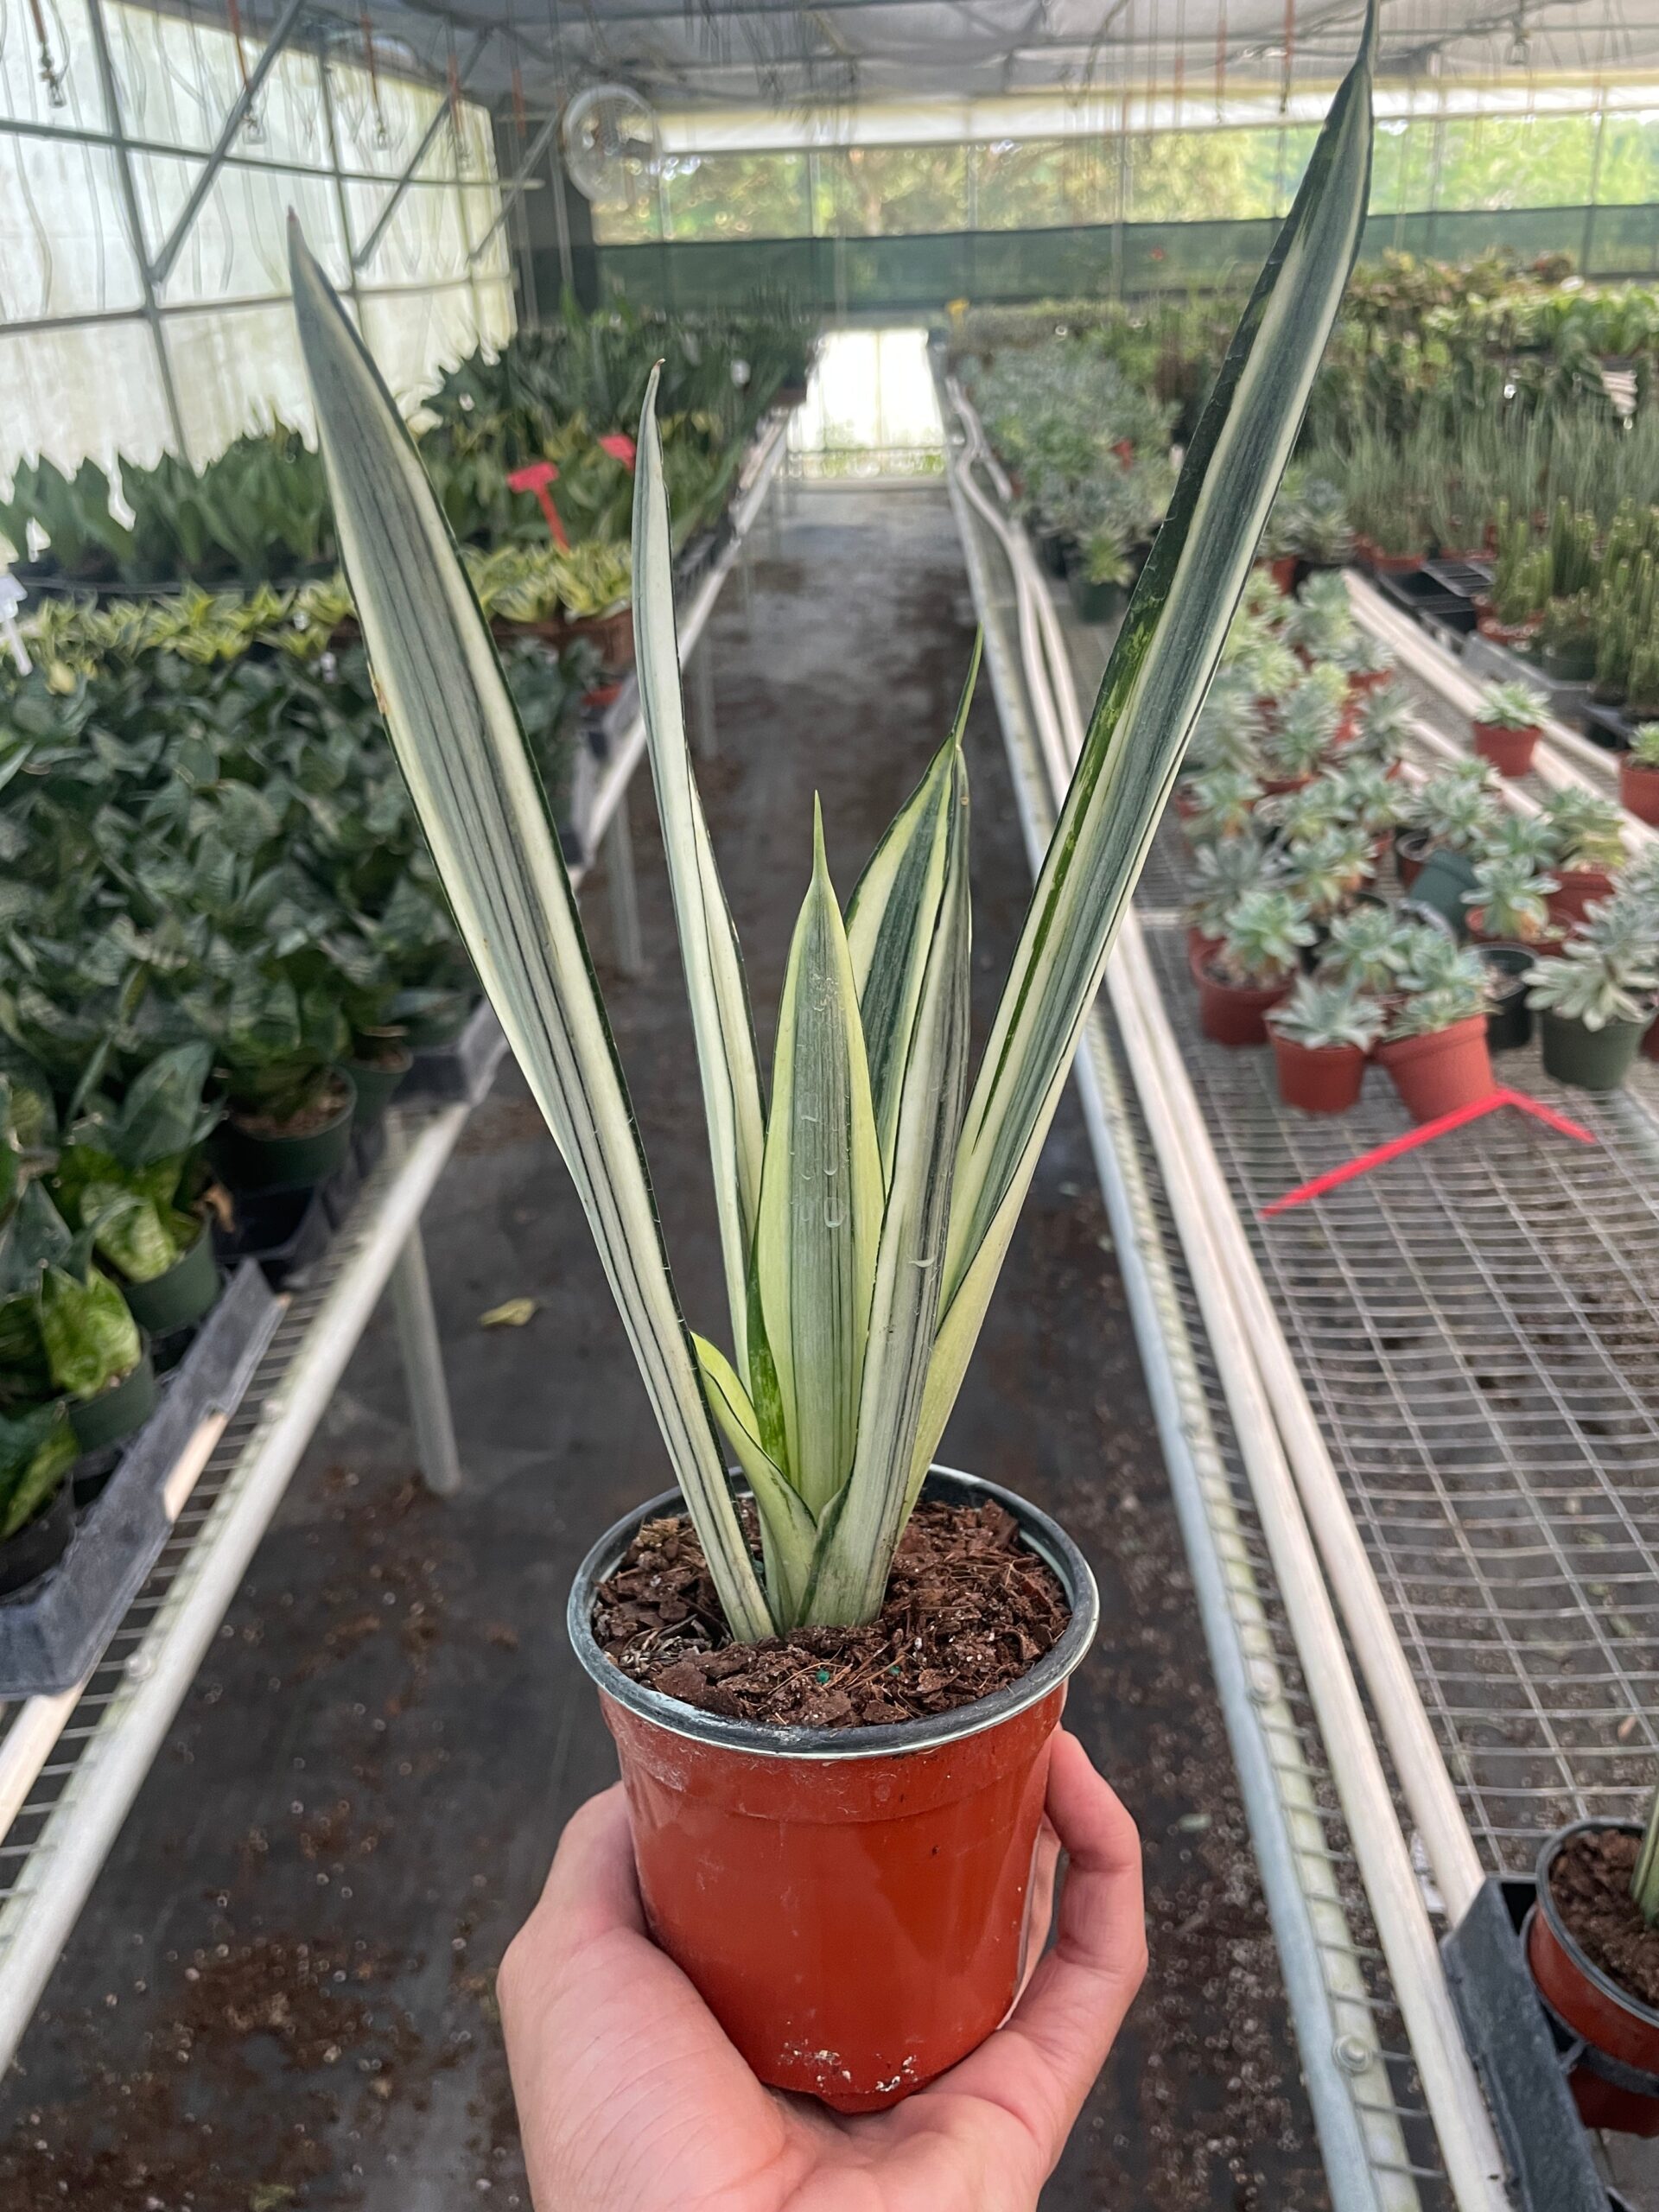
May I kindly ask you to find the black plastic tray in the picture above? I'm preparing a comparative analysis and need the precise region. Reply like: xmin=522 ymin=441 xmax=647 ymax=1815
xmin=1582 ymin=698 xmax=1637 ymax=753
xmin=213 ymin=1184 xmax=332 ymax=1290
xmin=0 ymin=1263 xmax=281 ymax=1697
xmin=398 ymin=995 xmax=509 ymax=1107
xmin=1376 ymin=563 xmax=1479 ymax=633
xmin=1443 ymin=1872 xmax=1639 ymax=2212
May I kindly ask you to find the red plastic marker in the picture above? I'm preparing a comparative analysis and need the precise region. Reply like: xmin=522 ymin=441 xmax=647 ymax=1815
xmin=598 ymin=433 xmax=637 ymax=472
xmin=1261 ymin=1085 xmax=1595 ymax=1217
xmin=507 ymin=461 xmax=569 ymax=550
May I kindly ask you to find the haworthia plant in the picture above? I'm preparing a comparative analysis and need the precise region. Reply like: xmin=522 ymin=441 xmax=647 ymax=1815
xmin=291 ymin=3 xmax=1375 ymax=1639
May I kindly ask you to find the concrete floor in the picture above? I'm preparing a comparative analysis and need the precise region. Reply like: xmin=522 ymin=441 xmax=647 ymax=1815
xmin=0 ymin=489 xmax=1330 ymax=2210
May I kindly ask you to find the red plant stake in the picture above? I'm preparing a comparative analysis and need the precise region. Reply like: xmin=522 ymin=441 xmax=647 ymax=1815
xmin=1260 ymin=1086 xmax=1595 ymax=1217
xmin=507 ymin=461 xmax=569 ymax=550
xmin=598 ymin=433 xmax=638 ymax=471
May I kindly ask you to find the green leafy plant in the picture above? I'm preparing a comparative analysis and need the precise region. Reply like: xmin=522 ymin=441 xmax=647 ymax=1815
xmin=1475 ymin=678 xmax=1546 ymax=732
xmin=1526 ymin=931 xmax=1656 ymax=1030
xmin=1185 ymin=766 xmax=1265 ymax=844
xmin=1212 ymin=887 xmax=1316 ymax=986
xmin=1544 ymin=785 xmax=1626 ymax=873
xmin=1409 ymin=762 xmax=1502 ymax=853
xmin=1284 ymin=572 xmax=1356 ymax=660
xmin=1265 ymin=667 xmax=1347 ymax=779
xmin=1266 ymin=777 xmax=1351 ymax=842
xmin=1281 ymin=826 xmax=1373 ymax=920
xmin=1634 ymin=1789 xmax=1659 ymax=1925
xmin=1184 ymin=837 xmax=1285 ymax=938
xmin=1464 ymin=853 xmax=1556 ymax=944
xmin=289 ymin=0 xmax=1376 ymax=1640
xmin=0 ymin=1163 xmax=142 ymax=1419
xmin=1385 ymin=927 xmax=1490 ymax=1037
xmin=1333 ymin=760 xmax=1408 ymax=834
xmin=1629 ymin=722 xmax=1659 ymax=768
xmin=51 ymin=1044 xmax=218 ymax=1287
xmin=1267 ymin=974 xmax=1383 ymax=1051
xmin=1319 ymin=902 xmax=1409 ymax=991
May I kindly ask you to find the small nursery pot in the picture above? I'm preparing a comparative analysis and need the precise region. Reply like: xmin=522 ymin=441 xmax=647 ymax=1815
xmin=1195 ymin=961 xmax=1293 ymax=1048
xmin=1528 ymin=1821 xmax=1659 ymax=2136
xmin=1268 ymin=555 xmax=1298 ymax=594
xmin=1547 ymin=867 xmax=1618 ymax=935
xmin=345 ymin=1041 xmax=413 ymax=1128
xmin=1540 ymin=1008 xmax=1650 ymax=1093
xmin=1376 ymin=1017 xmax=1494 ymax=1122
xmin=1620 ymin=758 xmax=1659 ymax=829
xmin=0 ymin=1478 xmax=74 ymax=1600
xmin=1270 ymin=1033 xmax=1367 ymax=1115
xmin=568 ymin=1469 xmax=1099 ymax=2114
xmin=401 ymin=999 xmax=475 ymax=1050
xmin=67 ymin=1334 xmax=157 ymax=1457
xmin=1066 ymin=568 xmax=1125 ymax=626
xmin=1471 ymin=719 xmax=1541 ymax=779
xmin=1480 ymin=945 xmax=1535 ymax=1053
xmin=119 ymin=1217 xmax=219 ymax=1337
xmin=210 ymin=1070 xmax=357 ymax=1194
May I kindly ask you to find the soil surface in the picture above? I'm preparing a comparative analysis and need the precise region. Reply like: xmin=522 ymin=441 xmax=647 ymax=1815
xmin=595 ymin=1498 xmax=1068 ymax=1727
xmin=231 ymin=1070 xmax=353 ymax=1141
xmin=0 ymin=490 xmax=1331 ymax=2212
xmin=1551 ymin=1827 xmax=1659 ymax=2012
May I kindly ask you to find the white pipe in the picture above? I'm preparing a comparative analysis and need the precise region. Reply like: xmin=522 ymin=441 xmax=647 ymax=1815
xmin=947 ymin=389 xmax=1507 ymax=2208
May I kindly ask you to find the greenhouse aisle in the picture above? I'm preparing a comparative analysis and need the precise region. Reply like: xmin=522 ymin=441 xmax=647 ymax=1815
xmin=0 ymin=490 xmax=1329 ymax=2212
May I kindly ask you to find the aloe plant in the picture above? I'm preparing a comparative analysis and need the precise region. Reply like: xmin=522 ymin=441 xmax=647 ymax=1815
xmin=289 ymin=3 xmax=1376 ymax=1638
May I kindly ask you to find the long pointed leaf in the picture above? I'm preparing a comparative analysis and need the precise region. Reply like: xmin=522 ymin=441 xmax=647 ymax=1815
xmin=693 ymin=1333 xmax=818 ymax=1623
xmin=754 ymin=800 xmax=883 ymax=1516
xmin=635 ymin=368 xmax=767 ymax=1370
xmin=846 ymin=636 xmax=980 ymax=1179
xmin=941 ymin=7 xmax=1376 ymax=1331
xmin=288 ymin=225 xmax=772 ymax=1643
xmin=812 ymin=747 xmax=970 ymax=1624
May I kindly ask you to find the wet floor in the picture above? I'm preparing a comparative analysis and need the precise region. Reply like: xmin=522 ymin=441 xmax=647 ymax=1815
xmin=0 ymin=487 xmax=1331 ymax=2211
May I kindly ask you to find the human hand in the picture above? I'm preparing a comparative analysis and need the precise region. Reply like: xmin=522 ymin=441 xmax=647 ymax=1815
xmin=498 ymin=1729 xmax=1146 ymax=2212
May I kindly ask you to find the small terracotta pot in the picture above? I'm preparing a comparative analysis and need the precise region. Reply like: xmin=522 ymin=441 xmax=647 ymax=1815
xmin=1376 ymin=1016 xmax=1495 ymax=1122
xmin=1528 ymin=1821 xmax=1659 ymax=2136
xmin=1475 ymin=604 xmax=1542 ymax=649
xmin=1186 ymin=925 xmax=1222 ymax=971
xmin=1346 ymin=668 xmax=1390 ymax=699
xmin=1268 ymin=555 xmax=1298 ymax=594
xmin=1471 ymin=719 xmax=1540 ymax=779
xmin=1195 ymin=961 xmax=1293 ymax=1048
xmin=1646 ymin=1013 xmax=1659 ymax=1064
xmin=1259 ymin=772 xmax=1312 ymax=799
xmin=1548 ymin=867 xmax=1618 ymax=934
xmin=1270 ymin=1033 xmax=1367 ymax=1115
xmin=569 ymin=1471 xmax=1099 ymax=2113
xmin=1355 ymin=539 xmax=1421 ymax=576
xmin=1620 ymin=758 xmax=1659 ymax=828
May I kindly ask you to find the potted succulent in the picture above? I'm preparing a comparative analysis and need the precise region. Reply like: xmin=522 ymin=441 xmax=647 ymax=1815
xmin=1395 ymin=761 xmax=1500 ymax=889
xmin=1542 ymin=787 xmax=1627 ymax=934
xmin=1265 ymin=975 xmax=1382 ymax=1113
xmin=1281 ymin=824 xmax=1375 ymax=928
xmin=1527 ymin=901 xmax=1657 ymax=1092
xmin=1262 ymin=668 xmax=1346 ymax=792
xmin=1069 ymin=524 xmax=1135 ymax=626
xmin=1528 ymin=1789 xmax=1659 ymax=2135
xmin=1183 ymin=837 xmax=1284 ymax=970
xmin=1620 ymin=723 xmax=1659 ymax=828
xmin=1351 ymin=680 xmax=1413 ymax=771
xmin=1375 ymin=930 xmax=1495 ymax=1121
xmin=51 ymin=1044 xmax=222 ymax=1338
xmin=1182 ymin=764 xmax=1265 ymax=846
xmin=290 ymin=0 xmax=1377 ymax=2101
xmin=1471 ymin=678 xmax=1548 ymax=779
xmin=1463 ymin=850 xmax=1557 ymax=947
xmin=1335 ymin=626 xmax=1395 ymax=698
xmin=1284 ymin=572 xmax=1357 ymax=664
xmin=1319 ymin=901 xmax=1408 ymax=995
xmin=1194 ymin=888 xmax=1315 ymax=1047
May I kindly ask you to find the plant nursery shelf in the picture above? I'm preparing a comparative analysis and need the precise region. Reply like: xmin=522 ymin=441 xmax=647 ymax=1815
xmin=0 ymin=412 xmax=787 ymax=2080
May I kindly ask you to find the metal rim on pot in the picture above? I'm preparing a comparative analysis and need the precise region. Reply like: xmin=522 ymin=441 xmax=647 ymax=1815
xmin=1534 ymin=1819 xmax=1659 ymax=2031
xmin=568 ymin=1465 xmax=1100 ymax=1762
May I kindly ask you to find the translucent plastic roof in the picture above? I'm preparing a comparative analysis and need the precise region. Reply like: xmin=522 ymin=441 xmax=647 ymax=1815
xmin=164 ymin=0 xmax=1659 ymax=118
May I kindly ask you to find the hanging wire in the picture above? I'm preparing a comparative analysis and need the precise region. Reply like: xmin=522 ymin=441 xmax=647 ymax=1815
xmin=1215 ymin=0 xmax=1227 ymax=123
xmin=24 ymin=0 xmax=67 ymax=106
xmin=226 ymin=0 xmax=265 ymax=140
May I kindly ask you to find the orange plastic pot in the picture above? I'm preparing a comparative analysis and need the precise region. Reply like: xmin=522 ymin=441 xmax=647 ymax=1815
xmin=1268 ymin=554 xmax=1298 ymax=594
xmin=1270 ymin=1033 xmax=1367 ymax=1114
xmin=1548 ymin=866 xmax=1618 ymax=934
xmin=569 ymin=1469 xmax=1099 ymax=2113
xmin=1194 ymin=959 xmax=1292 ymax=1047
xmin=1376 ymin=1016 xmax=1494 ymax=1122
xmin=1527 ymin=1822 xmax=1659 ymax=2135
xmin=1620 ymin=758 xmax=1659 ymax=828
xmin=1471 ymin=719 xmax=1540 ymax=778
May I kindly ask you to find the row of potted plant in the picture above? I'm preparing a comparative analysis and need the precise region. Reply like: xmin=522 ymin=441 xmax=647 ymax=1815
xmin=0 ymin=297 xmax=812 ymax=593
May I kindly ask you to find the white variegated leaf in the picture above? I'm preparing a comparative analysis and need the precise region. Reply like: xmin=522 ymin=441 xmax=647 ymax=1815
xmin=289 ymin=225 xmax=772 ymax=1643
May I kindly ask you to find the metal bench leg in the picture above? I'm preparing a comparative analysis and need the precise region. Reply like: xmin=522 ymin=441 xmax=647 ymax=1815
xmin=603 ymin=783 xmax=645 ymax=977
xmin=385 ymin=1120 xmax=463 ymax=1498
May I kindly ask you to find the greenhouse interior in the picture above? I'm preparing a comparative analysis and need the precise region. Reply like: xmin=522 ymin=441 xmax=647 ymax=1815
xmin=7 ymin=0 xmax=1659 ymax=2206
